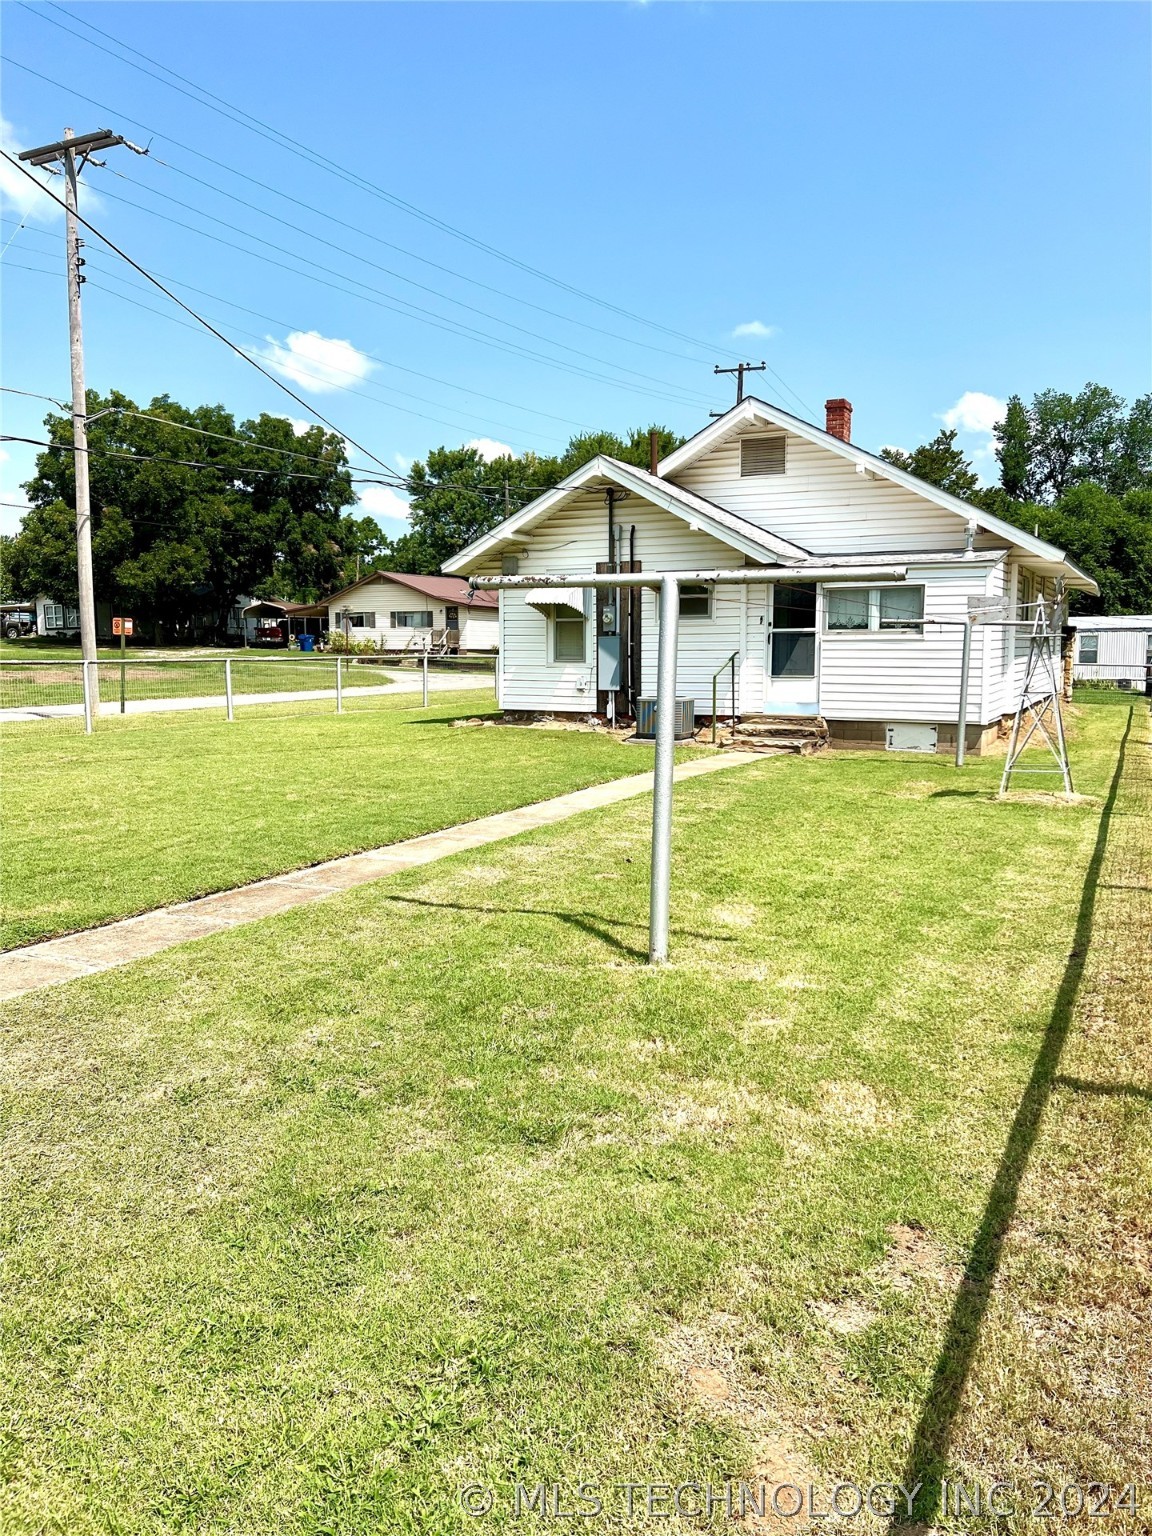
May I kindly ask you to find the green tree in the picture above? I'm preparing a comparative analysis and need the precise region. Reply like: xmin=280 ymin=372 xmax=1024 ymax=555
xmin=992 ymin=384 xmax=1152 ymax=502
xmin=10 ymin=391 xmax=359 ymax=637
xmin=995 ymin=394 xmax=1032 ymax=499
xmin=879 ymin=429 xmax=980 ymax=500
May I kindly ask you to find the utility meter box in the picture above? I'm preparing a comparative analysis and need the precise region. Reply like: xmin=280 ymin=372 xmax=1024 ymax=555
xmin=885 ymin=722 xmax=938 ymax=753
xmin=597 ymin=634 xmax=622 ymax=691
xmin=635 ymin=697 xmax=696 ymax=741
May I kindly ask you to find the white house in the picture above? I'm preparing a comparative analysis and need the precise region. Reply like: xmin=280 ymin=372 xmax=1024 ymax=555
xmin=1068 ymin=616 xmax=1152 ymax=689
xmin=444 ymin=397 xmax=1099 ymax=753
xmin=325 ymin=572 xmax=499 ymax=651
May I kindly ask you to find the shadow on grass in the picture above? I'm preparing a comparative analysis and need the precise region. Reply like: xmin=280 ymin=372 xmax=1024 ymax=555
xmin=384 ymin=893 xmax=734 ymax=963
xmin=893 ymin=704 xmax=1135 ymax=1532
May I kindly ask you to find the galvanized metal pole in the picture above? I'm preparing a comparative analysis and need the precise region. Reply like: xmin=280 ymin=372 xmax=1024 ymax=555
xmin=649 ymin=575 xmax=680 ymax=964
xmin=80 ymin=658 xmax=93 ymax=735
xmin=422 ymin=647 xmax=429 ymax=707
xmin=336 ymin=654 xmax=343 ymax=714
xmin=955 ymin=617 xmax=973 ymax=767
xmin=224 ymin=658 xmax=234 ymax=722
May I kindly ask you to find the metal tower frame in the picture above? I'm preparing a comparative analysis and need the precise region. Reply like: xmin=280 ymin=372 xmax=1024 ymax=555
xmin=999 ymin=595 xmax=1074 ymax=797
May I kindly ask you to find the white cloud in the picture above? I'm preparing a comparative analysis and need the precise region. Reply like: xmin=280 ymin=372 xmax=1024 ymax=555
xmin=356 ymin=482 xmax=411 ymax=530
xmin=465 ymin=437 xmax=513 ymax=462
xmin=285 ymin=417 xmax=317 ymax=436
xmin=0 ymin=119 xmax=104 ymax=223
xmin=393 ymin=452 xmax=412 ymax=473
xmin=731 ymin=320 xmax=777 ymax=339
xmin=256 ymin=331 xmax=376 ymax=394
xmin=878 ymin=444 xmax=909 ymax=458
xmin=941 ymin=391 xmax=1006 ymax=437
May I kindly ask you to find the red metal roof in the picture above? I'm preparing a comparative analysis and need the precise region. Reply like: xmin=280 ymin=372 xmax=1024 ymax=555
xmin=325 ymin=571 xmax=498 ymax=608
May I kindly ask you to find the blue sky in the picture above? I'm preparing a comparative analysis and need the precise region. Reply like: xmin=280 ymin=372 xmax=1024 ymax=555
xmin=2 ymin=1 xmax=1149 ymax=539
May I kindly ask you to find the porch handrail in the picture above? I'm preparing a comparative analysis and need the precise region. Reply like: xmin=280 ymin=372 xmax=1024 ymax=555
xmin=711 ymin=650 xmax=740 ymax=745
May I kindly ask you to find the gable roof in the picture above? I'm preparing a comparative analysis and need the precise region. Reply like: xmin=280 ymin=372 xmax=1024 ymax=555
xmin=324 ymin=571 xmax=498 ymax=608
xmin=443 ymin=454 xmax=811 ymax=575
xmin=659 ymin=396 xmax=1083 ymax=570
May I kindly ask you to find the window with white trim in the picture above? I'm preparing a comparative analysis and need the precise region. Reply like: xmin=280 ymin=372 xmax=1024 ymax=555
xmin=1078 ymin=632 xmax=1099 ymax=664
xmin=678 ymin=583 xmax=712 ymax=619
xmin=825 ymin=585 xmax=924 ymax=632
xmin=43 ymin=603 xmax=64 ymax=631
xmin=389 ymin=611 xmax=432 ymax=628
xmin=553 ymin=611 xmax=586 ymax=662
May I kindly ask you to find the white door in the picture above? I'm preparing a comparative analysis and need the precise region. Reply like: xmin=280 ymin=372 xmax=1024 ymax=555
xmin=765 ymin=583 xmax=819 ymax=714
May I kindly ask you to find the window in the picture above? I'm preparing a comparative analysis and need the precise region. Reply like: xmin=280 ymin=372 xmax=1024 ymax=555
xmin=1078 ymin=632 xmax=1099 ymax=664
xmin=347 ymin=612 xmax=377 ymax=628
xmin=388 ymin=611 xmax=432 ymax=628
xmin=679 ymin=583 xmax=712 ymax=619
xmin=553 ymin=613 xmax=586 ymax=662
xmin=740 ymin=435 xmax=786 ymax=476
xmin=825 ymin=585 xmax=924 ymax=633
xmin=43 ymin=603 xmax=63 ymax=631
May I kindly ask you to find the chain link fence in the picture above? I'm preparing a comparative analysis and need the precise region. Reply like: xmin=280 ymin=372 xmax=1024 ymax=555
xmin=0 ymin=653 xmax=498 ymax=731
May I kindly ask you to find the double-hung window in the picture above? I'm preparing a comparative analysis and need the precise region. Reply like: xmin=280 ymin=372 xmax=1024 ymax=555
xmin=678 ymin=583 xmax=712 ymax=619
xmin=1078 ymin=632 xmax=1099 ymax=664
xmin=825 ymin=585 xmax=924 ymax=633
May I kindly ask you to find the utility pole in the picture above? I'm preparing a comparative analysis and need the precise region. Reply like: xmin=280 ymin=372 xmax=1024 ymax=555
xmin=19 ymin=128 xmax=132 ymax=674
xmin=714 ymin=361 xmax=767 ymax=405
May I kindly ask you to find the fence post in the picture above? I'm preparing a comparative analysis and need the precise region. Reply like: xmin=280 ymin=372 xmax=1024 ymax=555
xmin=336 ymin=655 xmax=343 ymax=714
xmin=225 ymin=658 xmax=234 ymax=722
xmin=422 ymin=648 xmax=429 ymax=708
xmin=81 ymin=659 xmax=94 ymax=735
xmin=119 ymin=658 xmax=127 ymax=714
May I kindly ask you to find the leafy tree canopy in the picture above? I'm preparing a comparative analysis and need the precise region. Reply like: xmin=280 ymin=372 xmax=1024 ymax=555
xmin=6 ymin=390 xmax=379 ymax=637
xmin=879 ymin=429 xmax=980 ymax=499
xmin=993 ymin=384 xmax=1152 ymax=503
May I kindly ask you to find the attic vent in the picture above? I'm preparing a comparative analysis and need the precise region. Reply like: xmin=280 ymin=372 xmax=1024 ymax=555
xmin=740 ymin=435 xmax=786 ymax=477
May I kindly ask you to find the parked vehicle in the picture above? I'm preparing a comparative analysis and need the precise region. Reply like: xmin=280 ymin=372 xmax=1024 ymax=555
xmin=0 ymin=605 xmax=37 ymax=639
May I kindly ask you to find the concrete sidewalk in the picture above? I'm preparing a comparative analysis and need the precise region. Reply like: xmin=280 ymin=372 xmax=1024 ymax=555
xmin=0 ymin=670 xmax=489 ymax=723
xmin=0 ymin=753 xmax=758 ymax=999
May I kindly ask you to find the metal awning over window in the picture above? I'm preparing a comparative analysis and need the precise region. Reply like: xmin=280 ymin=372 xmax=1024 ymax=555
xmin=522 ymin=587 xmax=586 ymax=616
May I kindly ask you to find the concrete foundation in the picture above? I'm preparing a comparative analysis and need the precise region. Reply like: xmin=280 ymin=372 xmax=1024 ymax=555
xmin=826 ymin=717 xmax=1011 ymax=755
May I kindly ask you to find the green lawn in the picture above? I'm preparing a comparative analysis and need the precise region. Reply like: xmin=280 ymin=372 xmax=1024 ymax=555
xmin=0 ymin=692 xmax=677 ymax=949
xmin=0 ymin=656 xmax=410 ymax=710
xmin=1 ymin=700 xmax=1145 ymax=1534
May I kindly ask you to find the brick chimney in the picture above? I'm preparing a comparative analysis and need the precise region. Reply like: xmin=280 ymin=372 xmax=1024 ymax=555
xmin=825 ymin=398 xmax=853 ymax=442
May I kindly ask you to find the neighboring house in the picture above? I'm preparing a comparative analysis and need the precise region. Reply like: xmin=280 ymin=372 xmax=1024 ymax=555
xmin=34 ymin=596 xmax=80 ymax=638
xmin=1068 ymin=616 xmax=1152 ymax=688
xmin=444 ymin=396 xmax=1099 ymax=753
xmin=324 ymin=572 xmax=499 ymax=651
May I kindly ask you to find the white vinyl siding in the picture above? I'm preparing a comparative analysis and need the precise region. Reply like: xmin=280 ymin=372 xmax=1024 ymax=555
xmin=819 ymin=564 xmax=997 ymax=724
xmin=494 ymin=492 xmax=753 ymax=715
xmin=326 ymin=579 xmax=497 ymax=652
xmin=1072 ymin=623 xmax=1151 ymax=684
xmin=672 ymin=427 xmax=998 ymax=555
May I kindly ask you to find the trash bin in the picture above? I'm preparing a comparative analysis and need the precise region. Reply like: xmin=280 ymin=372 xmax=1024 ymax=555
xmin=297 ymin=634 xmax=315 ymax=653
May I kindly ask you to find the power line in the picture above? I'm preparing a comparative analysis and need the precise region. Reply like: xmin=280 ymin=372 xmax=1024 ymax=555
xmin=1 ymin=51 xmax=813 ymax=418
xmin=21 ymin=3 xmax=749 ymax=361
xmin=3 ymin=259 xmax=562 ymax=453
xmin=2 ymin=433 xmax=387 ymax=486
xmin=101 ymin=161 xmax=719 ymax=408
xmin=89 ymin=179 xmax=717 ymax=413
xmin=0 ymin=150 xmax=410 ymax=487
xmin=1 ymin=216 xmax=593 ymax=435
